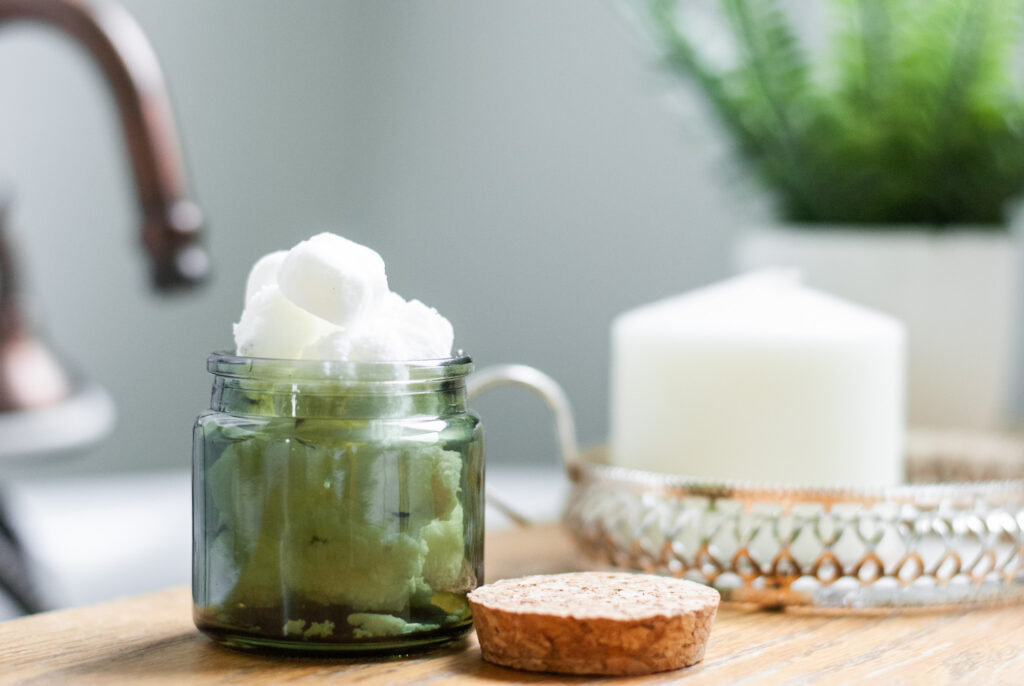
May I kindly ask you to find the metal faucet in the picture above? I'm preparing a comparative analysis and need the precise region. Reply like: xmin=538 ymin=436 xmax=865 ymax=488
xmin=0 ymin=0 xmax=206 ymax=615
xmin=0 ymin=0 xmax=207 ymax=289
xmin=0 ymin=0 xmax=208 ymax=413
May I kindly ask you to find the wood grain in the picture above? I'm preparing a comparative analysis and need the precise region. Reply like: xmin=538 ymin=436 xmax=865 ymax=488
xmin=2 ymin=525 xmax=1023 ymax=685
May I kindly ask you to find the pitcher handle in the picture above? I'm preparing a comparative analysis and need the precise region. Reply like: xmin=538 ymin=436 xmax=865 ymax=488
xmin=467 ymin=365 xmax=581 ymax=526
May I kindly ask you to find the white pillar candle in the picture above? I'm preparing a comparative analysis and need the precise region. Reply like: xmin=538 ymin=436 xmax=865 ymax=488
xmin=610 ymin=270 xmax=905 ymax=487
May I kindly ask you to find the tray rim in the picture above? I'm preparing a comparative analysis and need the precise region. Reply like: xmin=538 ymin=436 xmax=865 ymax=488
xmin=569 ymin=444 xmax=1024 ymax=506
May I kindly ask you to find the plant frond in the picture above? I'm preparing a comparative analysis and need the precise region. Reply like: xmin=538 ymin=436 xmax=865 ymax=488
xmin=619 ymin=0 xmax=1024 ymax=225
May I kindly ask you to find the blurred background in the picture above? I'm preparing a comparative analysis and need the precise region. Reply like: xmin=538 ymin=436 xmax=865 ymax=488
xmin=0 ymin=0 xmax=744 ymax=616
xmin=5 ymin=0 xmax=1023 ymax=619
xmin=0 ymin=0 xmax=743 ymax=476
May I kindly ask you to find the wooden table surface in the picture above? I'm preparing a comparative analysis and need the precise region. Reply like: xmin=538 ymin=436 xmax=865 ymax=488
xmin=2 ymin=524 xmax=1023 ymax=685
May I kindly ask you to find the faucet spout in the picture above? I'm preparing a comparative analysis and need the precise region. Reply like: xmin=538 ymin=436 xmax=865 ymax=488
xmin=0 ymin=0 xmax=208 ymax=289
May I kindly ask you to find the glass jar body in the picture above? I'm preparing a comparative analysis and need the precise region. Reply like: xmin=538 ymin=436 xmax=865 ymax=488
xmin=192 ymin=355 xmax=483 ymax=655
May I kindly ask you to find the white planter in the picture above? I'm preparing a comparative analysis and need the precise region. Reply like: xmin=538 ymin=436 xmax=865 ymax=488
xmin=734 ymin=227 xmax=1021 ymax=431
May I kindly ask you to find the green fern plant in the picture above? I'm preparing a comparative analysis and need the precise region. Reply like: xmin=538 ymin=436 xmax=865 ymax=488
xmin=630 ymin=0 xmax=1024 ymax=227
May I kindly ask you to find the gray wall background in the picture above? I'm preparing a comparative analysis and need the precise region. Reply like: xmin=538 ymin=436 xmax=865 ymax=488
xmin=0 ymin=1 xmax=749 ymax=474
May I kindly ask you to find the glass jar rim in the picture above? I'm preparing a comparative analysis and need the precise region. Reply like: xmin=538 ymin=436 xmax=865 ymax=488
xmin=207 ymin=351 xmax=473 ymax=383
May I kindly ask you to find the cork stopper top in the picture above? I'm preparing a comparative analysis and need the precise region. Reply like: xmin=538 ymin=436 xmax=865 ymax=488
xmin=468 ymin=572 xmax=720 ymax=621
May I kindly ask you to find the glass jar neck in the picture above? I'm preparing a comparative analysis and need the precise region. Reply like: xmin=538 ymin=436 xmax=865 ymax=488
xmin=207 ymin=353 xmax=472 ymax=419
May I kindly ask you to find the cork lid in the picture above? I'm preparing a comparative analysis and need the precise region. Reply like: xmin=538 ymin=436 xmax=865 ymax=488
xmin=468 ymin=571 xmax=721 ymax=676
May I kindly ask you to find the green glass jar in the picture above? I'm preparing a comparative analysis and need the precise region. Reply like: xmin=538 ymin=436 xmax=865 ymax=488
xmin=192 ymin=353 xmax=483 ymax=655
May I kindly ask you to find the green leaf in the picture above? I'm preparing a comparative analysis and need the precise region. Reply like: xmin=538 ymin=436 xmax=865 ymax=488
xmin=626 ymin=0 xmax=1024 ymax=227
